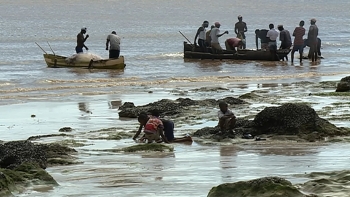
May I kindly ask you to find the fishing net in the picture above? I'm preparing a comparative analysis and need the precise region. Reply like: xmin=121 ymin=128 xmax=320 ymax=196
xmin=66 ymin=53 xmax=103 ymax=64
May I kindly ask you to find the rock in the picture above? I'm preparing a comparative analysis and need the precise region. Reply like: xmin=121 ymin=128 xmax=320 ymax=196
xmin=207 ymin=176 xmax=317 ymax=197
xmin=194 ymin=103 xmax=350 ymax=141
xmin=252 ymin=103 xmax=350 ymax=137
xmin=58 ymin=127 xmax=73 ymax=132
xmin=336 ymin=76 xmax=350 ymax=92
xmin=0 ymin=141 xmax=76 ymax=196
xmin=118 ymin=97 xmax=247 ymax=118
xmin=121 ymin=143 xmax=174 ymax=152
xmin=193 ymin=127 xmax=220 ymax=137
xmin=0 ymin=141 xmax=47 ymax=169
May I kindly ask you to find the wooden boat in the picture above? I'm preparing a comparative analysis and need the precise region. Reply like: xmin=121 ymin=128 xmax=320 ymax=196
xmin=43 ymin=54 xmax=126 ymax=69
xmin=183 ymin=42 xmax=291 ymax=61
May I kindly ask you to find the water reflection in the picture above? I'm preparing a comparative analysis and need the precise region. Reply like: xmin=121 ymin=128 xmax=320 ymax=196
xmin=220 ymin=145 xmax=239 ymax=183
xmin=184 ymin=59 xmax=224 ymax=72
xmin=108 ymin=100 xmax=122 ymax=109
xmin=68 ymin=67 xmax=125 ymax=77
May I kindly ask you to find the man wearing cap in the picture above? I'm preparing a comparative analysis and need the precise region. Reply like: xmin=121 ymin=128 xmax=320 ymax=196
xmin=235 ymin=15 xmax=247 ymax=49
xmin=277 ymin=25 xmax=292 ymax=61
xmin=194 ymin=21 xmax=209 ymax=52
xmin=307 ymin=18 xmax=319 ymax=62
xmin=210 ymin=22 xmax=228 ymax=54
xmin=76 ymin=28 xmax=89 ymax=53
xmin=106 ymin=31 xmax=121 ymax=59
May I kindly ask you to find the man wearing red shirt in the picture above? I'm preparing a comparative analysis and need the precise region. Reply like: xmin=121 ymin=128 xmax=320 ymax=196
xmin=291 ymin=21 xmax=306 ymax=63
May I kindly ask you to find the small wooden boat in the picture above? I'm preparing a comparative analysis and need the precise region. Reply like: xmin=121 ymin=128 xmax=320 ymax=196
xmin=183 ymin=42 xmax=291 ymax=61
xmin=43 ymin=54 xmax=126 ymax=69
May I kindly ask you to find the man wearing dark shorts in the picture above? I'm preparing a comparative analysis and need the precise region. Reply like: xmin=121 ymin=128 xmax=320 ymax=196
xmin=76 ymin=27 xmax=89 ymax=53
xmin=291 ymin=20 xmax=306 ymax=63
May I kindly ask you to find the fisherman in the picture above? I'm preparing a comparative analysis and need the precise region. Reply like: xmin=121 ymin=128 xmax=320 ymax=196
xmin=76 ymin=27 xmax=89 ymax=53
xmin=307 ymin=18 xmax=319 ymax=62
xmin=234 ymin=15 xmax=247 ymax=49
xmin=255 ymin=29 xmax=269 ymax=50
xmin=277 ymin=25 xmax=292 ymax=61
xmin=266 ymin=24 xmax=279 ymax=60
xmin=291 ymin=20 xmax=306 ymax=63
xmin=106 ymin=31 xmax=121 ymax=59
xmin=210 ymin=22 xmax=229 ymax=54
xmin=194 ymin=21 xmax=209 ymax=52
xmin=205 ymin=25 xmax=215 ymax=48
xmin=225 ymin=37 xmax=243 ymax=53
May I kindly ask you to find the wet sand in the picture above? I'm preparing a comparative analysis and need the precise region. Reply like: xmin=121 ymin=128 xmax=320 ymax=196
xmin=2 ymin=76 xmax=350 ymax=197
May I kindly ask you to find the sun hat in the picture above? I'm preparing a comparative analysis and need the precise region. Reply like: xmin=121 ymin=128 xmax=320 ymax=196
xmin=311 ymin=18 xmax=317 ymax=23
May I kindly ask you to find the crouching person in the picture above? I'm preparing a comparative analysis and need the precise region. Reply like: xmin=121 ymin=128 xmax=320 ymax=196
xmin=133 ymin=111 xmax=169 ymax=143
xmin=218 ymin=101 xmax=236 ymax=134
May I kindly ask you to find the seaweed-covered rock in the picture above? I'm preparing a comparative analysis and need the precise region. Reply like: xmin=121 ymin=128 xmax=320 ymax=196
xmin=118 ymin=97 xmax=247 ymax=118
xmin=0 ymin=141 xmax=76 ymax=196
xmin=193 ymin=127 xmax=220 ymax=137
xmin=121 ymin=143 xmax=173 ymax=152
xmin=0 ymin=141 xmax=77 ymax=170
xmin=0 ymin=140 xmax=47 ymax=169
xmin=207 ymin=176 xmax=317 ymax=197
xmin=253 ymin=103 xmax=350 ymax=137
xmin=336 ymin=76 xmax=350 ymax=92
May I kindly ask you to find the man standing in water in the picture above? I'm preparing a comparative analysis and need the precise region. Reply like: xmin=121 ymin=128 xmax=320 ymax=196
xmin=234 ymin=15 xmax=247 ymax=49
xmin=266 ymin=24 xmax=279 ymax=60
xmin=255 ymin=29 xmax=269 ymax=50
xmin=291 ymin=20 xmax=306 ymax=63
xmin=76 ymin=27 xmax=89 ymax=53
xmin=307 ymin=18 xmax=319 ymax=62
xmin=194 ymin=21 xmax=209 ymax=52
xmin=210 ymin=22 xmax=229 ymax=54
xmin=277 ymin=25 xmax=292 ymax=61
xmin=106 ymin=31 xmax=121 ymax=59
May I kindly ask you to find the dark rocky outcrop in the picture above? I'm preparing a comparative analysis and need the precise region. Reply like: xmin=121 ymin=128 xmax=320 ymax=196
xmin=0 ymin=140 xmax=77 ymax=196
xmin=194 ymin=103 xmax=350 ymax=141
xmin=336 ymin=76 xmax=350 ymax=92
xmin=207 ymin=176 xmax=317 ymax=197
xmin=118 ymin=97 xmax=247 ymax=118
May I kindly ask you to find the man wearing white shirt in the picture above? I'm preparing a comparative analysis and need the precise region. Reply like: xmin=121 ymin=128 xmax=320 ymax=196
xmin=266 ymin=23 xmax=279 ymax=51
xmin=106 ymin=31 xmax=121 ymax=59
xmin=210 ymin=22 xmax=228 ymax=53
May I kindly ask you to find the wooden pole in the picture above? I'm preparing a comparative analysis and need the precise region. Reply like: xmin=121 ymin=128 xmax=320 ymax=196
xmin=35 ymin=42 xmax=47 ymax=54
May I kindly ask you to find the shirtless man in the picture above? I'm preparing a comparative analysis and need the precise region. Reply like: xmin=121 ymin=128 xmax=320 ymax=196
xmin=76 ymin=27 xmax=89 ymax=53
xmin=234 ymin=15 xmax=247 ymax=49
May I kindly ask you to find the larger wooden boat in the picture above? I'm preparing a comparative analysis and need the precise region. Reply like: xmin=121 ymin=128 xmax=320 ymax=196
xmin=43 ymin=54 xmax=126 ymax=69
xmin=183 ymin=42 xmax=290 ymax=61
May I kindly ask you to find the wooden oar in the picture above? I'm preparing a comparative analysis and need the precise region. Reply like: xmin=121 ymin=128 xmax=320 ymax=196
xmin=47 ymin=41 xmax=55 ymax=55
xmin=35 ymin=42 xmax=47 ymax=54
xmin=179 ymin=31 xmax=194 ymax=47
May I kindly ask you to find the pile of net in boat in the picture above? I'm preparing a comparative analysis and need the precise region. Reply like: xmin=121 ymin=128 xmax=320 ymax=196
xmin=66 ymin=53 xmax=103 ymax=64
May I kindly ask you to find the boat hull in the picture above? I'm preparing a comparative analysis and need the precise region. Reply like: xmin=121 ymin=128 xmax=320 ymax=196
xmin=183 ymin=42 xmax=290 ymax=61
xmin=43 ymin=54 xmax=126 ymax=69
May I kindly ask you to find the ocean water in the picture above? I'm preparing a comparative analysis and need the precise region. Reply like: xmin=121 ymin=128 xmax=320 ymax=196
xmin=1 ymin=0 xmax=350 ymax=196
